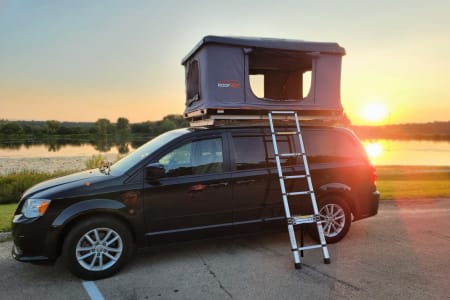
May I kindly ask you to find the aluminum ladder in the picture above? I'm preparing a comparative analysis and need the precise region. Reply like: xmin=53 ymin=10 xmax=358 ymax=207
xmin=268 ymin=111 xmax=331 ymax=269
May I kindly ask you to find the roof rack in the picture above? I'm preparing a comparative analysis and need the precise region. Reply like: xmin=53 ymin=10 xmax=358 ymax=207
xmin=186 ymin=109 xmax=348 ymax=127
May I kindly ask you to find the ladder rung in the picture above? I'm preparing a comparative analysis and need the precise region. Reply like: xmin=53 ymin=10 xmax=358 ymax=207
xmin=286 ymin=191 xmax=313 ymax=196
xmin=277 ymin=152 xmax=305 ymax=157
xmin=290 ymin=215 xmax=316 ymax=225
xmin=298 ymin=244 xmax=324 ymax=251
xmin=273 ymin=131 xmax=298 ymax=135
xmin=269 ymin=111 xmax=296 ymax=115
xmin=283 ymin=174 xmax=309 ymax=180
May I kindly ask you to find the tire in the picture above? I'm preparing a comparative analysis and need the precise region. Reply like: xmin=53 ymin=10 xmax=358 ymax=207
xmin=308 ymin=195 xmax=351 ymax=244
xmin=62 ymin=216 xmax=133 ymax=280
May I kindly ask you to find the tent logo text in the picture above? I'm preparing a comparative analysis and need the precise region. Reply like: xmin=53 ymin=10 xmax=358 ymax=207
xmin=217 ymin=80 xmax=241 ymax=88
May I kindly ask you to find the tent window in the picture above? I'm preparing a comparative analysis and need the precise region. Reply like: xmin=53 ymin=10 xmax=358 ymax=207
xmin=186 ymin=60 xmax=200 ymax=103
xmin=249 ymin=74 xmax=264 ymax=98
xmin=302 ymin=70 xmax=312 ymax=98
xmin=248 ymin=50 xmax=313 ymax=101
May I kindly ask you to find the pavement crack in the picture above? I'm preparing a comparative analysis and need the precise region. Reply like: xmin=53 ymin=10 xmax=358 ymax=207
xmin=199 ymin=255 xmax=233 ymax=299
xmin=301 ymin=263 xmax=362 ymax=292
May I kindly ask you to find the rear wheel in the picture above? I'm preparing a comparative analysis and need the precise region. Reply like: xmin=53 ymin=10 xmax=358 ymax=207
xmin=62 ymin=216 xmax=133 ymax=280
xmin=308 ymin=196 xmax=351 ymax=244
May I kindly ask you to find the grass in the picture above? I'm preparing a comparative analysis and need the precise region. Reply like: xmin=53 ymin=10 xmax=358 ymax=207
xmin=0 ymin=203 xmax=17 ymax=232
xmin=85 ymin=154 xmax=107 ymax=169
xmin=378 ymin=180 xmax=449 ymax=200
xmin=376 ymin=166 xmax=450 ymax=200
xmin=0 ymin=165 xmax=448 ymax=233
xmin=0 ymin=170 xmax=71 ymax=205
xmin=85 ymin=154 xmax=122 ymax=169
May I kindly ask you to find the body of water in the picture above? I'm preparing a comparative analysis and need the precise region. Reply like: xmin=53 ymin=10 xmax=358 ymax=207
xmin=0 ymin=143 xmax=128 ymax=158
xmin=0 ymin=139 xmax=449 ymax=166
xmin=362 ymin=139 xmax=450 ymax=166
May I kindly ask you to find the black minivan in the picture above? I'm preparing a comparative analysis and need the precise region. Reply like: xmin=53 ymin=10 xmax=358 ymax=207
xmin=12 ymin=125 xmax=379 ymax=280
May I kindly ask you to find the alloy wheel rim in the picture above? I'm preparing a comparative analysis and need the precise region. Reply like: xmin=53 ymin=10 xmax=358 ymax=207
xmin=75 ymin=228 xmax=123 ymax=271
xmin=319 ymin=204 xmax=346 ymax=237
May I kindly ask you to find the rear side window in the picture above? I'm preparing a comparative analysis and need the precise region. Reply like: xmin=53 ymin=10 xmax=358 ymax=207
xmin=232 ymin=134 xmax=295 ymax=170
xmin=302 ymin=130 xmax=363 ymax=163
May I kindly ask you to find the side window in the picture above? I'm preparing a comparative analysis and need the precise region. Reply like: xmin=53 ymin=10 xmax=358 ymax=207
xmin=233 ymin=134 xmax=295 ymax=170
xmin=233 ymin=136 xmax=266 ymax=170
xmin=159 ymin=138 xmax=223 ymax=177
xmin=303 ymin=130 xmax=361 ymax=163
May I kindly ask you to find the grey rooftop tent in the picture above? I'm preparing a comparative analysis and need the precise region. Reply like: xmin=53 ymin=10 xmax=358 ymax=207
xmin=182 ymin=36 xmax=346 ymax=119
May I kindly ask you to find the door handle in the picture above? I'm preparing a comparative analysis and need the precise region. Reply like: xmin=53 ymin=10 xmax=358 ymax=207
xmin=207 ymin=182 xmax=229 ymax=188
xmin=236 ymin=179 xmax=256 ymax=185
xmin=189 ymin=182 xmax=229 ymax=192
xmin=189 ymin=184 xmax=206 ymax=192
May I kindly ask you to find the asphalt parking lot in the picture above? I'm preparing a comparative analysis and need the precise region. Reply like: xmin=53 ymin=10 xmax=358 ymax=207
xmin=1 ymin=198 xmax=449 ymax=300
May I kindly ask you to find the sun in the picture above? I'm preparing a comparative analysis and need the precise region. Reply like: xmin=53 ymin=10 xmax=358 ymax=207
xmin=361 ymin=102 xmax=389 ymax=123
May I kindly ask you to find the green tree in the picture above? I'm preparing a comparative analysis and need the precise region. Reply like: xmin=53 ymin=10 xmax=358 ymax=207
xmin=163 ymin=114 xmax=189 ymax=127
xmin=45 ymin=120 xmax=61 ymax=134
xmin=130 ymin=121 xmax=152 ymax=134
xmin=95 ymin=118 xmax=112 ymax=135
xmin=116 ymin=117 xmax=130 ymax=131
xmin=0 ymin=122 xmax=23 ymax=135
xmin=161 ymin=119 xmax=177 ymax=131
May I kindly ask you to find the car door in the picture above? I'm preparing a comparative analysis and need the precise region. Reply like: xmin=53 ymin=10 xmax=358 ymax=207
xmin=230 ymin=129 xmax=297 ymax=233
xmin=143 ymin=132 xmax=232 ymax=242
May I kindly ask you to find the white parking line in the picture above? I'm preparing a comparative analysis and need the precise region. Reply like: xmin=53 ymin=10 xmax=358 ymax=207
xmin=82 ymin=281 xmax=105 ymax=300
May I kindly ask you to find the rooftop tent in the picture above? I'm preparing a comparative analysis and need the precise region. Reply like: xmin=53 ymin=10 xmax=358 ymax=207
xmin=182 ymin=36 xmax=346 ymax=118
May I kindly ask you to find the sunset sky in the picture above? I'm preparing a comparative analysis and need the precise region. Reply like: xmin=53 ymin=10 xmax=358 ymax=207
xmin=1 ymin=0 xmax=449 ymax=125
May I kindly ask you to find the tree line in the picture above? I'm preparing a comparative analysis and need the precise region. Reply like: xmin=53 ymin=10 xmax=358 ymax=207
xmin=351 ymin=121 xmax=450 ymax=141
xmin=0 ymin=114 xmax=189 ymax=137
xmin=3 ymin=116 xmax=448 ymax=141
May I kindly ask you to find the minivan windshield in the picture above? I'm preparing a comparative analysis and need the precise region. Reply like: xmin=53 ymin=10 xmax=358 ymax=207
xmin=110 ymin=128 xmax=190 ymax=175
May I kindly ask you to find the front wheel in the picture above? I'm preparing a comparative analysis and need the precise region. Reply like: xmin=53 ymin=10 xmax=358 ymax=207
xmin=62 ymin=216 xmax=133 ymax=280
xmin=308 ymin=196 xmax=351 ymax=244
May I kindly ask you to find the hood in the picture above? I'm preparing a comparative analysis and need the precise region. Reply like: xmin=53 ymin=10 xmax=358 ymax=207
xmin=21 ymin=169 xmax=114 ymax=200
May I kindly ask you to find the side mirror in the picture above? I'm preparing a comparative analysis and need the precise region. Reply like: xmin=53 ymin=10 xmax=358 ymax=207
xmin=146 ymin=163 xmax=166 ymax=183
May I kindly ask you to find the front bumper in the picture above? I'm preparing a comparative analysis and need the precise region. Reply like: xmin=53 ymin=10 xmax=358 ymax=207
xmin=12 ymin=243 xmax=50 ymax=263
xmin=11 ymin=214 xmax=59 ymax=263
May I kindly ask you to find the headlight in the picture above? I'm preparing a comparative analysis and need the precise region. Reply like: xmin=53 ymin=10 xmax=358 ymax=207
xmin=21 ymin=199 xmax=51 ymax=218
